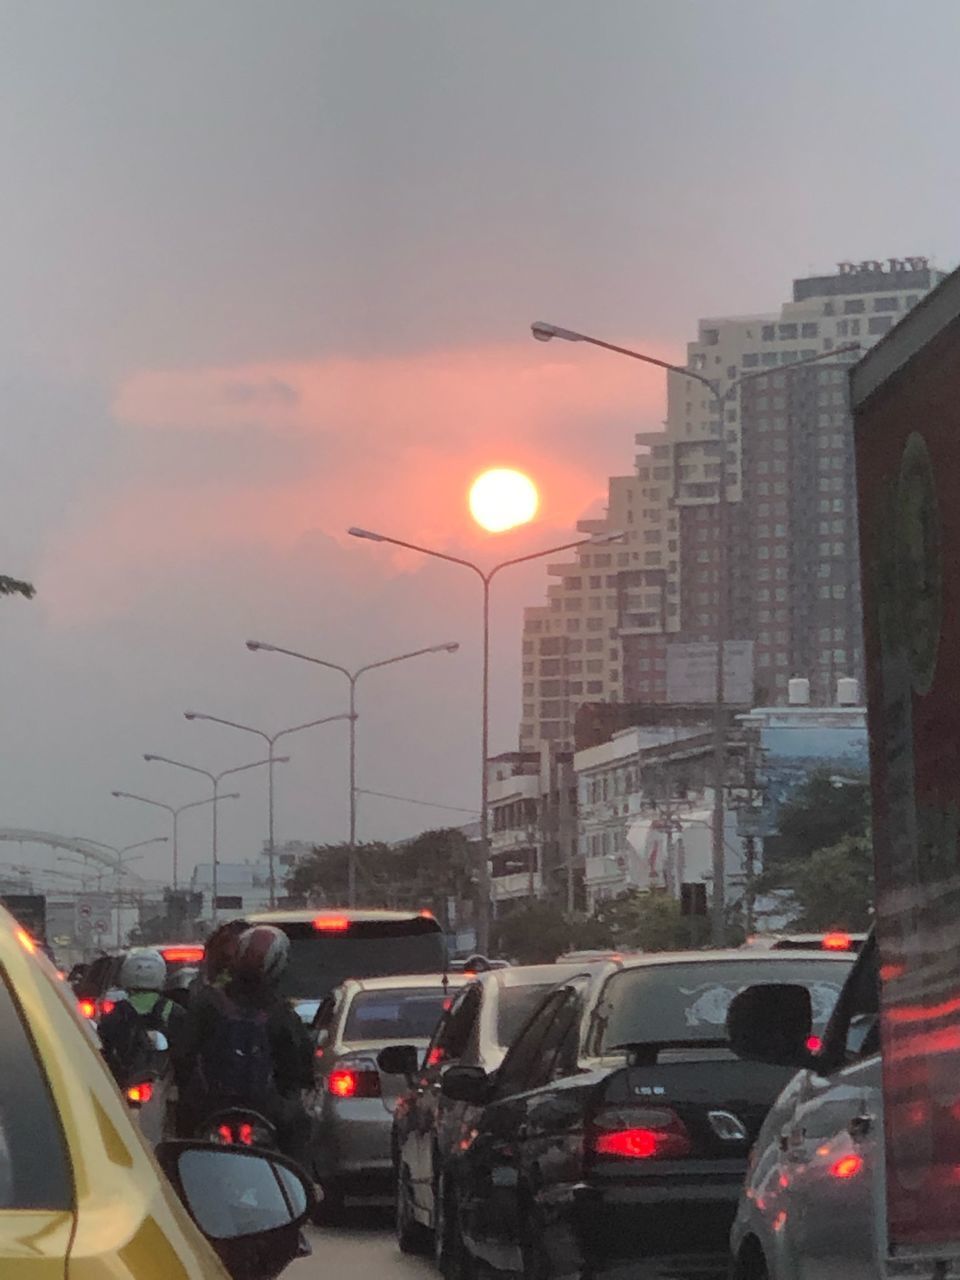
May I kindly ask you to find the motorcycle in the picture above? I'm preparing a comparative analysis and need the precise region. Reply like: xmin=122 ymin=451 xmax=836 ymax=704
xmin=198 ymin=1106 xmax=279 ymax=1150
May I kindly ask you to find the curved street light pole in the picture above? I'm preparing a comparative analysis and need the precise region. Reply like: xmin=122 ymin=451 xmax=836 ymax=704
xmin=110 ymin=790 xmax=238 ymax=892
xmin=143 ymin=754 xmax=287 ymax=926
xmin=531 ymin=321 xmax=861 ymax=944
xmin=184 ymin=711 xmax=355 ymax=908
xmin=347 ymin=527 xmax=623 ymax=956
xmin=246 ymin=640 xmax=459 ymax=908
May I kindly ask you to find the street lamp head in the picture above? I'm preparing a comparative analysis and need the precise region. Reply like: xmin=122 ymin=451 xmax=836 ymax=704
xmin=347 ymin=526 xmax=387 ymax=542
xmin=245 ymin=640 xmax=266 ymax=652
xmin=591 ymin=529 xmax=627 ymax=545
xmin=143 ymin=754 xmax=157 ymax=762
xmin=111 ymin=790 xmax=122 ymax=798
xmin=184 ymin=711 xmax=198 ymax=720
xmin=443 ymin=642 xmax=460 ymax=653
xmin=531 ymin=321 xmax=582 ymax=344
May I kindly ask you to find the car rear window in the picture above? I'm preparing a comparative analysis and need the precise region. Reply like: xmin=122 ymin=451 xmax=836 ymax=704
xmin=496 ymin=983 xmax=555 ymax=1046
xmin=277 ymin=918 xmax=447 ymax=999
xmin=343 ymin=988 xmax=450 ymax=1041
xmin=0 ymin=968 xmax=72 ymax=1210
xmin=591 ymin=960 xmax=851 ymax=1054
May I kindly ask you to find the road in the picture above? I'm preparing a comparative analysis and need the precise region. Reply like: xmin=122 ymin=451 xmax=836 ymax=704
xmin=289 ymin=1213 xmax=433 ymax=1280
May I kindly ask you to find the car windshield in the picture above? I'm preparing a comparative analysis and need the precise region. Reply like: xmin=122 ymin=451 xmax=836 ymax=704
xmin=592 ymin=960 xmax=851 ymax=1054
xmin=496 ymin=983 xmax=556 ymax=1046
xmin=343 ymin=987 xmax=451 ymax=1041
xmin=279 ymin=919 xmax=447 ymax=1000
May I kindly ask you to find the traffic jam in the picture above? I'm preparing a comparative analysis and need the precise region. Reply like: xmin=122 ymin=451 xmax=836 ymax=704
xmin=4 ymin=274 xmax=960 ymax=1280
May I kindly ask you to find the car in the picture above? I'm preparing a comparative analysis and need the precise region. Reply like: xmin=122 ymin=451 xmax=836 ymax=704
xmin=385 ymin=960 xmax=612 ymax=1260
xmin=73 ymin=942 xmax=205 ymax=1020
xmin=438 ymin=949 xmax=855 ymax=1280
xmin=728 ymin=932 xmax=882 ymax=1279
xmin=248 ymin=908 xmax=447 ymax=1002
xmin=0 ymin=903 xmax=313 ymax=1279
xmin=308 ymin=971 xmax=466 ymax=1221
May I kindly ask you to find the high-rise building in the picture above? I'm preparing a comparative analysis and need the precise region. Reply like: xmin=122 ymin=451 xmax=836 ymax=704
xmin=519 ymin=258 xmax=945 ymax=749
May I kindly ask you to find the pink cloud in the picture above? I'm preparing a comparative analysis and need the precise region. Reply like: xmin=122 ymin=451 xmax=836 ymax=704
xmin=41 ymin=341 xmax=673 ymax=620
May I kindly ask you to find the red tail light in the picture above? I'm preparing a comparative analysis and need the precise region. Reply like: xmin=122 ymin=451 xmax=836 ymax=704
xmin=78 ymin=999 xmax=97 ymax=1020
xmin=830 ymin=1154 xmax=863 ymax=1180
xmin=217 ymin=1123 xmax=233 ymax=1143
xmin=426 ymin=1046 xmax=445 ymax=1067
xmin=806 ymin=1035 xmax=823 ymax=1053
xmin=313 ymin=915 xmax=350 ymax=932
xmin=590 ymin=1107 xmax=692 ymax=1160
xmin=126 ymin=1082 xmax=154 ymax=1105
xmin=99 ymin=998 xmax=117 ymax=1017
xmin=161 ymin=945 xmax=204 ymax=964
xmin=327 ymin=1066 xmax=381 ymax=1099
xmin=238 ymin=1122 xmax=254 ymax=1146
xmin=822 ymin=932 xmax=852 ymax=951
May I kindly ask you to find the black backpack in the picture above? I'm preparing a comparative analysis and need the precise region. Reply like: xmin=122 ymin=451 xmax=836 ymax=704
xmin=100 ymin=997 xmax=167 ymax=1088
xmin=197 ymin=991 xmax=274 ymax=1106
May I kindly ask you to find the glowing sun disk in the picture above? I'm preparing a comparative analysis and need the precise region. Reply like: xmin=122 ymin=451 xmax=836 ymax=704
xmin=469 ymin=469 xmax=539 ymax=533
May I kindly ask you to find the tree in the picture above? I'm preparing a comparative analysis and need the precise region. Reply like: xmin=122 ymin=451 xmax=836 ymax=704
xmin=493 ymin=902 xmax=571 ymax=964
xmin=0 ymin=576 xmax=34 ymax=599
xmin=765 ymin=769 xmax=870 ymax=872
xmin=777 ymin=834 xmax=874 ymax=931
xmin=592 ymin=890 xmax=696 ymax=952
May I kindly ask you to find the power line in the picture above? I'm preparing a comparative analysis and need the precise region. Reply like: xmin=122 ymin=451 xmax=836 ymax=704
xmin=355 ymin=788 xmax=479 ymax=816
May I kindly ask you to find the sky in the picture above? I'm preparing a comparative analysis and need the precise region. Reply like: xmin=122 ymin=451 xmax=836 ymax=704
xmin=1 ymin=0 xmax=958 ymax=888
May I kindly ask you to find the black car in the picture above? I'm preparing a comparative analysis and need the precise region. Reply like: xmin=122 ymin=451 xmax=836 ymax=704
xmin=439 ymin=949 xmax=854 ymax=1279
xmin=385 ymin=961 xmax=605 ymax=1260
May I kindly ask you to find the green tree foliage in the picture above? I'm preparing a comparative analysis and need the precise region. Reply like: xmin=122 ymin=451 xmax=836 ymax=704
xmin=284 ymin=828 xmax=476 ymax=915
xmin=765 ymin=769 xmax=870 ymax=871
xmin=778 ymin=834 xmax=874 ymax=931
xmin=0 ymin=576 xmax=34 ymax=599
xmin=493 ymin=901 xmax=571 ymax=964
xmin=590 ymin=889 xmax=697 ymax=952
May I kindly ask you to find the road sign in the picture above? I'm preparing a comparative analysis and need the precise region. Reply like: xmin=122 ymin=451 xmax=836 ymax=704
xmin=665 ymin=640 xmax=754 ymax=705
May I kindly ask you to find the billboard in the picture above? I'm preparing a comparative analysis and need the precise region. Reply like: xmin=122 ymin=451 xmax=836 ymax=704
xmin=749 ymin=712 xmax=869 ymax=836
xmin=666 ymin=640 xmax=754 ymax=706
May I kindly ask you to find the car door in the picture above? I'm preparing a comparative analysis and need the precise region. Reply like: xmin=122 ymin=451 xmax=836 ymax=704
xmin=782 ymin=937 xmax=883 ymax=1280
xmin=409 ymin=982 xmax=482 ymax=1219
xmin=461 ymin=989 xmax=570 ymax=1274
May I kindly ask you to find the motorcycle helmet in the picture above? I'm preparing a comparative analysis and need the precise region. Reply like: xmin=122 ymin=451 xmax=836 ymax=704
xmin=119 ymin=948 xmax=167 ymax=993
xmin=232 ymin=925 xmax=290 ymax=984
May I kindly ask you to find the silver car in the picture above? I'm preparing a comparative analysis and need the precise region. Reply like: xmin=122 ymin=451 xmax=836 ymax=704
xmin=308 ymin=972 xmax=465 ymax=1222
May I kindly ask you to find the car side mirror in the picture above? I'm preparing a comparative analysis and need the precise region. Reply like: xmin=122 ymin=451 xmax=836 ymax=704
xmin=440 ymin=1065 xmax=491 ymax=1104
xmin=147 ymin=1029 xmax=169 ymax=1053
xmin=156 ymin=1141 xmax=314 ymax=1280
xmin=727 ymin=983 xmax=815 ymax=1069
xmin=377 ymin=1044 xmax=420 ymax=1077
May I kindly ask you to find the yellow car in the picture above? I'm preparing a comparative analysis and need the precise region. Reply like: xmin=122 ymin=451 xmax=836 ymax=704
xmin=0 ymin=904 xmax=312 ymax=1279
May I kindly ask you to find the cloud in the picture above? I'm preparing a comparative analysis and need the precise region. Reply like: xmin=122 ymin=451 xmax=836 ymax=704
xmin=40 ymin=340 xmax=671 ymax=621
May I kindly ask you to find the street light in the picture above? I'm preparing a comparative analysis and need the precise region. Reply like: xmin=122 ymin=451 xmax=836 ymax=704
xmin=143 ymin=754 xmax=288 ymax=926
xmin=111 ymin=790 xmax=240 ymax=891
xmin=347 ymin=526 xmax=624 ymax=954
xmin=184 ymin=710 xmax=355 ymax=908
xmin=531 ymin=319 xmax=861 ymax=943
xmin=245 ymin=640 xmax=459 ymax=908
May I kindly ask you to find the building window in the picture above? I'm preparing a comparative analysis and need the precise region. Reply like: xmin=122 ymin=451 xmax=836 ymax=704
xmin=868 ymin=315 xmax=894 ymax=335
xmin=779 ymin=323 xmax=798 ymax=339
xmin=586 ymin=681 xmax=603 ymax=694
xmin=874 ymin=297 xmax=900 ymax=312
xmin=801 ymin=322 xmax=819 ymax=338
xmin=844 ymin=299 xmax=865 ymax=314
xmin=742 ymin=352 xmax=759 ymax=368
xmin=762 ymin=324 xmax=775 ymax=341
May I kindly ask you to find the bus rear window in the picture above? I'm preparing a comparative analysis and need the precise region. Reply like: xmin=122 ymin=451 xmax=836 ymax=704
xmin=277 ymin=918 xmax=446 ymax=998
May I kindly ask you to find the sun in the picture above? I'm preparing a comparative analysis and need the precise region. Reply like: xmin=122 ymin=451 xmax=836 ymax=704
xmin=469 ymin=469 xmax=539 ymax=533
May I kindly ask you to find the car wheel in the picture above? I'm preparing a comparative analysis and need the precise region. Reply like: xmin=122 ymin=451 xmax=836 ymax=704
xmin=396 ymin=1162 xmax=431 ymax=1255
xmin=311 ymin=1181 xmax=345 ymax=1226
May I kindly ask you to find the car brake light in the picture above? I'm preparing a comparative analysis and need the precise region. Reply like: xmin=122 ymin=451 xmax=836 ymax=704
xmin=126 ymin=1082 xmax=154 ymax=1105
xmin=426 ymin=1046 xmax=445 ymax=1067
xmin=99 ymin=998 xmax=117 ymax=1017
xmin=313 ymin=916 xmax=350 ymax=932
xmin=822 ymin=932 xmax=852 ymax=951
xmin=327 ymin=1066 xmax=381 ymax=1099
xmin=217 ymin=1123 xmax=233 ymax=1143
xmin=161 ymin=946 xmax=204 ymax=964
xmin=806 ymin=1035 xmax=823 ymax=1053
xmin=590 ymin=1107 xmax=692 ymax=1160
xmin=78 ymin=998 xmax=97 ymax=1020
xmin=238 ymin=1122 xmax=254 ymax=1146
xmin=418 ymin=909 xmax=434 ymax=919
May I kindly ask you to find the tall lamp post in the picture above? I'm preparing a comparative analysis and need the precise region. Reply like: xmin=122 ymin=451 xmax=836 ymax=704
xmin=143 ymin=754 xmax=287 ymax=926
xmin=183 ymin=711 xmax=355 ymax=908
xmin=245 ymin=641 xmax=459 ymax=908
xmin=531 ymin=320 xmax=860 ymax=944
xmin=347 ymin=526 xmax=624 ymax=956
xmin=110 ymin=790 xmax=239 ymax=891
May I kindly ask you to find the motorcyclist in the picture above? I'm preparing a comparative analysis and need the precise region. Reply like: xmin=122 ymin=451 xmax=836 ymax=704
xmin=98 ymin=948 xmax=184 ymax=1089
xmin=174 ymin=924 xmax=314 ymax=1169
xmin=190 ymin=918 xmax=250 ymax=999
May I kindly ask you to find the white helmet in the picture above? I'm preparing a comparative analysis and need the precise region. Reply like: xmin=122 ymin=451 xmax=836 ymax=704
xmin=120 ymin=948 xmax=166 ymax=993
